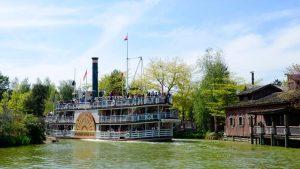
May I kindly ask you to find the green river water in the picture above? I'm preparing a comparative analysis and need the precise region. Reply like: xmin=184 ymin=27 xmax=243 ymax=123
xmin=0 ymin=139 xmax=299 ymax=169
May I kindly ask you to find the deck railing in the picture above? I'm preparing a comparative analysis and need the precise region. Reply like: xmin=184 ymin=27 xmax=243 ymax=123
xmin=48 ymin=129 xmax=173 ymax=139
xmin=45 ymin=116 xmax=74 ymax=123
xmin=99 ymin=112 xmax=177 ymax=123
xmin=253 ymin=125 xmax=300 ymax=136
xmin=290 ymin=126 xmax=300 ymax=136
xmin=55 ymin=96 xmax=171 ymax=110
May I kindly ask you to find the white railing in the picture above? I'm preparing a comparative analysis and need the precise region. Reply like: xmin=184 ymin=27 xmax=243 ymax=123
xmin=99 ymin=112 xmax=177 ymax=123
xmin=253 ymin=126 xmax=264 ymax=134
xmin=48 ymin=130 xmax=75 ymax=137
xmin=56 ymin=96 xmax=171 ymax=110
xmin=48 ymin=129 xmax=173 ymax=139
xmin=276 ymin=126 xmax=285 ymax=135
xmin=252 ymin=125 xmax=300 ymax=135
xmin=290 ymin=126 xmax=300 ymax=136
xmin=45 ymin=116 xmax=74 ymax=123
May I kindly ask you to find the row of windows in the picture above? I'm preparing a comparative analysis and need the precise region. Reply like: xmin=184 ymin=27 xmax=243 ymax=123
xmin=229 ymin=115 xmax=245 ymax=127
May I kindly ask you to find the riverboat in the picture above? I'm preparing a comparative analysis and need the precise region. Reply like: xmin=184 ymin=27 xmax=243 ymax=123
xmin=46 ymin=57 xmax=179 ymax=141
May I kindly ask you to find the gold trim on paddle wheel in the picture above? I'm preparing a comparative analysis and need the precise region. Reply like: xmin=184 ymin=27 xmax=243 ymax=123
xmin=75 ymin=112 xmax=96 ymax=137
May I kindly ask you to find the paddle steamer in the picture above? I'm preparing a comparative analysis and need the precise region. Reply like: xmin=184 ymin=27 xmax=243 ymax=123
xmin=46 ymin=57 xmax=179 ymax=141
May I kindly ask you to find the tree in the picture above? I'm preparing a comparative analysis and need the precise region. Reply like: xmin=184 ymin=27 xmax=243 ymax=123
xmin=98 ymin=70 xmax=125 ymax=96
xmin=286 ymin=64 xmax=300 ymax=74
xmin=129 ymin=77 xmax=148 ymax=95
xmin=0 ymin=73 xmax=9 ymax=100
xmin=25 ymin=82 xmax=49 ymax=117
xmin=172 ymin=65 xmax=196 ymax=130
xmin=145 ymin=57 xmax=189 ymax=93
xmin=8 ymin=90 xmax=30 ymax=115
xmin=58 ymin=80 xmax=74 ymax=101
xmin=193 ymin=48 xmax=240 ymax=133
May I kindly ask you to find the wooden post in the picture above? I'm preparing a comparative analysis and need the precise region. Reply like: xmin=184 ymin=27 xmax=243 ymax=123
xmin=271 ymin=116 xmax=276 ymax=146
xmin=259 ymin=123 xmax=264 ymax=145
xmin=250 ymin=116 xmax=254 ymax=144
xmin=284 ymin=113 xmax=289 ymax=148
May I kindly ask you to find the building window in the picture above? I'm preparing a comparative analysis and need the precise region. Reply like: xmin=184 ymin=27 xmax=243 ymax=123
xmin=229 ymin=116 xmax=235 ymax=127
xmin=238 ymin=116 xmax=244 ymax=126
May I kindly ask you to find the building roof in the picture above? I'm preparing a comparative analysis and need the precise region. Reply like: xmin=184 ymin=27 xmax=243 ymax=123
xmin=237 ymin=84 xmax=282 ymax=96
xmin=227 ymin=89 xmax=300 ymax=109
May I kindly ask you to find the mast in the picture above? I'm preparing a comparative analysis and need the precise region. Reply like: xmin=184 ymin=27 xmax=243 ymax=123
xmin=126 ymin=33 xmax=129 ymax=94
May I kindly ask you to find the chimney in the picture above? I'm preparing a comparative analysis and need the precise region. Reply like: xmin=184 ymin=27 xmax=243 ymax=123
xmin=251 ymin=71 xmax=254 ymax=85
xmin=92 ymin=57 xmax=99 ymax=100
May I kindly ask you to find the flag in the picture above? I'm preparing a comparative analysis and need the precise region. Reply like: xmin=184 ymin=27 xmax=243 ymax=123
xmin=83 ymin=70 xmax=87 ymax=80
xmin=124 ymin=34 xmax=128 ymax=41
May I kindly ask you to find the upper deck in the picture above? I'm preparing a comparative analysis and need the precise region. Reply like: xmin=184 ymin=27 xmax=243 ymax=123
xmin=56 ymin=95 xmax=172 ymax=111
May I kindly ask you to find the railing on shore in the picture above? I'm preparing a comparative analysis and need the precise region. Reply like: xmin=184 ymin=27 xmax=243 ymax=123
xmin=47 ymin=129 xmax=173 ymax=139
xmin=55 ymin=96 xmax=171 ymax=110
xmin=99 ymin=112 xmax=177 ymax=123
xmin=252 ymin=125 xmax=300 ymax=136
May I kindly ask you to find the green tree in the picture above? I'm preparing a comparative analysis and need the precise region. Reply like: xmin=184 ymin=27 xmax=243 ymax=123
xmin=99 ymin=70 xmax=125 ymax=96
xmin=171 ymin=63 xmax=196 ymax=130
xmin=0 ymin=73 xmax=9 ymax=100
xmin=58 ymin=80 xmax=74 ymax=101
xmin=25 ymin=82 xmax=49 ymax=117
xmin=193 ymin=48 xmax=240 ymax=133
xmin=145 ymin=57 xmax=190 ymax=93
xmin=8 ymin=90 xmax=30 ymax=115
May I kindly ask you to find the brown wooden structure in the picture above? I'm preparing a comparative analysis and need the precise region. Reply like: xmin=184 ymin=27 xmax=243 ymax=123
xmin=225 ymin=73 xmax=300 ymax=147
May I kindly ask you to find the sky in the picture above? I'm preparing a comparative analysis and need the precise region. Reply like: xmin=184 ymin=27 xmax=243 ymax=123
xmin=0 ymin=0 xmax=300 ymax=86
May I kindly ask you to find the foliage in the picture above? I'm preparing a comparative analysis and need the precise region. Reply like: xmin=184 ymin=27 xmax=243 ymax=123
xmin=285 ymin=64 xmax=300 ymax=74
xmin=8 ymin=90 xmax=30 ymax=115
xmin=193 ymin=48 xmax=241 ymax=132
xmin=145 ymin=57 xmax=189 ymax=93
xmin=24 ymin=114 xmax=46 ymax=144
xmin=0 ymin=73 xmax=9 ymax=100
xmin=173 ymin=130 xmax=204 ymax=139
xmin=98 ymin=69 xmax=125 ymax=96
xmin=25 ymin=82 xmax=49 ymax=117
xmin=58 ymin=80 xmax=74 ymax=101
xmin=172 ymin=63 xmax=196 ymax=129
xmin=129 ymin=77 xmax=148 ymax=95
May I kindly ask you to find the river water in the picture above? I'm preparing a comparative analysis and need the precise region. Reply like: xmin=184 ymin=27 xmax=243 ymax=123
xmin=0 ymin=139 xmax=299 ymax=169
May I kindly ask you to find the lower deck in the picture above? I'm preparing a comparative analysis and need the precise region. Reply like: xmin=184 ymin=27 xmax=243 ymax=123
xmin=47 ymin=129 xmax=173 ymax=141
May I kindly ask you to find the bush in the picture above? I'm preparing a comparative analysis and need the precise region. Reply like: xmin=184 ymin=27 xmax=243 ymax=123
xmin=174 ymin=130 xmax=205 ymax=139
xmin=204 ymin=131 xmax=223 ymax=140
xmin=24 ymin=115 xmax=46 ymax=144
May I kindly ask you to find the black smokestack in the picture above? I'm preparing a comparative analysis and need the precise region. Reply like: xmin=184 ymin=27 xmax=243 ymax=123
xmin=251 ymin=71 xmax=254 ymax=85
xmin=92 ymin=57 xmax=98 ymax=100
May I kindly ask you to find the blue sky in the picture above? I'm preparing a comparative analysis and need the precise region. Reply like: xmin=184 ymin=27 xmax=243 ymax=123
xmin=0 ymin=0 xmax=300 ymax=85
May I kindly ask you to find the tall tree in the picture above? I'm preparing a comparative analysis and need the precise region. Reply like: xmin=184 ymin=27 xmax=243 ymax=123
xmin=145 ymin=57 xmax=189 ymax=93
xmin=58 ymin=80 xmax=74 ymax=101
xmin=172 ymin=65 xmax=196 ymax=130
xmin=98 ymin=70 xmax=125 ymax=96
xmin=193 ymin=48 xmax=240 ymax=132
xmin=25 ymin=82 xmax=49 ymax=117
xmin=0 ymin=73 xmax=9 ymax=100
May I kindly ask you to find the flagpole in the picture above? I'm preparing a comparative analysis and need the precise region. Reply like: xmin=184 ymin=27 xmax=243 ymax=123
xmin=126 ymin=33 xmax=129 ymax=94
xmin=85 ymin=71 xmax=87 ymax=110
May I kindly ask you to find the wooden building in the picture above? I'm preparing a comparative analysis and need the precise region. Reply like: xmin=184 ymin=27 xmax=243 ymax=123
xmin=225 ymin=73 xmax=300 ymax=147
